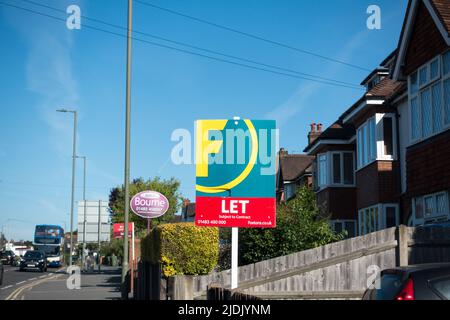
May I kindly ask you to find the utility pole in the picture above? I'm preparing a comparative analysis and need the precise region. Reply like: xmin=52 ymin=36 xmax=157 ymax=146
xmin=56 ymin=108 xmax=77 ymax=268
xmin=121 ymin=0 xmax=133 ymax=299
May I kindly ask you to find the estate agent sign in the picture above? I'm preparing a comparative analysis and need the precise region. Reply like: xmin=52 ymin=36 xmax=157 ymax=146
xmin=195 ymin=119 xmax=277 ymax=228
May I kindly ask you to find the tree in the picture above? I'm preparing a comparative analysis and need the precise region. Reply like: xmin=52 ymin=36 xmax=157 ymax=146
xmin=239 ymin=186 xmax=344 ymax=265
xmin=109 ymin=177 xmax=182 ymax=234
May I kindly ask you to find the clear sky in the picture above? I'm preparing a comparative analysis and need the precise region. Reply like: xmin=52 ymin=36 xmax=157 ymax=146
xmin=0 ymin=0 xmax=407 ymax=241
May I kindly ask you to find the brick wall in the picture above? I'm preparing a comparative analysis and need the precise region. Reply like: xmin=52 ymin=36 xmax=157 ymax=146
xmin=317 ymin=187 xmax=357 ymax=220
xmin=403 ymin=1 xmax=448 ymax=76
xmin=356 ymin=160 xmax=400 ymax=210
xmin=406 ymin=129 xmax=450 ymax=198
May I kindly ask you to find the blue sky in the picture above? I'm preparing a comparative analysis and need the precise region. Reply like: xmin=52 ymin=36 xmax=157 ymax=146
xmin=0 ymin=0 xmax=407 ymax=241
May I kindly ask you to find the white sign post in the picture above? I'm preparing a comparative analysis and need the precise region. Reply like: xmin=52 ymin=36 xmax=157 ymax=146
xmin=231 ymin=227 xmax=238 ymax=289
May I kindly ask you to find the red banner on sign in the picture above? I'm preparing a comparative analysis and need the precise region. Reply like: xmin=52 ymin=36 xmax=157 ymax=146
xmin=113 ymin=223 xmax=134 ymax=238
xmin=195 ymin=197 xmax=276 ymax=228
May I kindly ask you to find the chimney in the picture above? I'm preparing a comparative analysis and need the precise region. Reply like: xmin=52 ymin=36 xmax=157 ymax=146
xmin=279 ymin=147 xmax=288 ymax=156
xmin=308 ymin=123 xmax=321 ymax=145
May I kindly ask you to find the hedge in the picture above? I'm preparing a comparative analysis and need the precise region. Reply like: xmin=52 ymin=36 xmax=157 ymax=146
xmin=141 ymin=222 xmax=219 ymax=276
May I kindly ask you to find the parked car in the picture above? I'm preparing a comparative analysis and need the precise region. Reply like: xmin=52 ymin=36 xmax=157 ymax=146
xmin=362 ymin=263 xmax=450 ymax=300
xmin=0 ymin=250 xmax=16 ymax=265
xmin=0 ymin=260 xmax=4 ymax=286
xmin=19 ymin=250 xmax=47 ymax=272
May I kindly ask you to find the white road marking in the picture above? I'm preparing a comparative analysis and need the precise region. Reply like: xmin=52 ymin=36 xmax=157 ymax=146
xmin=29 ymin=277 xmax=37 ymax=281
xmin=1 ymin=285 xmax=13 ymax=290
xmin=39 ymin=275 xmax=46 ymax=279
xmin=16 ymin=281 xmax=26 ymax=285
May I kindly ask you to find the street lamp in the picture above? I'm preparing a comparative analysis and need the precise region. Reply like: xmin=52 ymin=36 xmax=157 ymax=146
xmin=56 ymin=108 xmax=77 ymax=267
xmin=122 ymin=0 xmax=133 ymax=299
xmin=76 ymin=155 xmax=87 ymax=268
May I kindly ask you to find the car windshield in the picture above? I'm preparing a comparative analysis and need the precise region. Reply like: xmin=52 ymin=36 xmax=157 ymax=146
xmin=24 ymin=251 xmax=43 ymax=259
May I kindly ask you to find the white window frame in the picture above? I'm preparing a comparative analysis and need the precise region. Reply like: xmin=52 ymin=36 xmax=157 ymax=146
xmin=376 ymin=113 xmax=398 ymax=161
xmin=330 ymin=151 xmax=356 ymax=186
xmin=412 ymin=191 xmax=450 ymax=226
xmin=317 ymin=153 xmax=328 ymax=188
xmin=408 ymin=52 xmax=450 ymax=145
xmin=358 ymin=204 xmax=399 ymax=235
xmin=284 ymin=183 xmax=296 ymax=200
xmin=356 ymin=114 xmax=397 ymax=171
xmin=316 ymin=151 xmax=356 ymax=190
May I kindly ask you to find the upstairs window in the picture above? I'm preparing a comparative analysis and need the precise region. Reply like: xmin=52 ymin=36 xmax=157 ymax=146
xmin=318 ymin=154 xmax=327 ymax=187
xmin=357 ymin=114 xmax=396 ymax=170
xmin=316 ymin=152 xmax=355 ymax=189
xmin=409 ymin=52 xmax=450 ymax=143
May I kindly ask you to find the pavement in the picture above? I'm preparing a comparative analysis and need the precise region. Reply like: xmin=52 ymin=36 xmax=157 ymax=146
xmin=1 ymin=265 xmax=122 ymax=300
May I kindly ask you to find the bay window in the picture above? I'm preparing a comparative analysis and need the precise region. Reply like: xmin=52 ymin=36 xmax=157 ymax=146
xmin=409 ymin=52 xmax=450 ymax=143
xmin=358 ymin=204 xmax=399 ymax=235
xmin=318 ymin=154 xmax=327 ymax=187
xmin=316 ymin=151 xmax=355 ymax=189
xmin=357 ymin=113 xmax=396 ymax=170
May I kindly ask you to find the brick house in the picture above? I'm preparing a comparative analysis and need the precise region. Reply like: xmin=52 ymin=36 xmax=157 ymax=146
xmin=276 ymin=148 xmax=314 ymax=202
xmin=303 ymin=120 xmax=358 ymax=237
xmin=393 ymin=0 xmax=450 ymax=227
xmin=305 ymin=0 xmax=450 ymax=236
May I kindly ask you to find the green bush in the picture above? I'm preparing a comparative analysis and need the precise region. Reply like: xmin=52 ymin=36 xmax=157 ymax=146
xmin=239 ymin=186 xmax=345 ymax=265
xmin=141 ymin=222 xmax=219 ymax=276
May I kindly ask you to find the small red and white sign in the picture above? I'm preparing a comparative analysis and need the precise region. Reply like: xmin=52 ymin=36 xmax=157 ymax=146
xmin=195 ymin=197 xmax=276 ymax=228
xmin=113 ymin=222 xmax=134 ymax=239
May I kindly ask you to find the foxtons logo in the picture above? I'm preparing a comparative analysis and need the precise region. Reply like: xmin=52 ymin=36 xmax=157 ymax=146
xmin=195 ymin=119 xmax=261 ymax=193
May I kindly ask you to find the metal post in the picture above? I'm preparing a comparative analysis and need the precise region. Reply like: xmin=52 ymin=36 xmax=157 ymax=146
xmin=77 ymin=156 xmax=87 ymax=269
xmin=121 ymin=0 xmax=133 ymax=299
xmin=69 ymin=111 xmax=77 ymax=268
xmin=98 ymin=200 xmax=101 ymax=272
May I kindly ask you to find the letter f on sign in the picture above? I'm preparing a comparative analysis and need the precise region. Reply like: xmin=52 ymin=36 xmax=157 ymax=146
xmin=196 ymin=120 xmax=227 ymax=177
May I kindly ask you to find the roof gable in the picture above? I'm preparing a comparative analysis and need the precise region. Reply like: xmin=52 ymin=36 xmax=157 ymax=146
xmin=394 ymin=0 xmax=450 ymax=79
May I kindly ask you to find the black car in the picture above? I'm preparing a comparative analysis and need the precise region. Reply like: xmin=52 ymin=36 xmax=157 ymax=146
xmin=19 ymin=250 xmax=47 ymax=272
xmin=0 ymin=260 xmax=4 ymax=286
xmin=363 ymin=263 xmax=450 ymax=300
xmin=0 ymin=250 xmax=16 ymax=265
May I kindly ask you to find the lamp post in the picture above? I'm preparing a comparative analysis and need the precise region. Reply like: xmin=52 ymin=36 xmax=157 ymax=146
xmin=76 ymin=156 xmax=87 ymax=268
xmin=56 ymin=108 xmax=77 ymax=267
xmin=121 ymin=0 xmax=133 ymax=299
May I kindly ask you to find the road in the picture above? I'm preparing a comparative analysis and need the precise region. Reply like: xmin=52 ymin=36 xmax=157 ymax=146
xmin=1 ymin=265 xmax=121 ymax=300
xmin=0 ymin=264 xmax=64 ymax=300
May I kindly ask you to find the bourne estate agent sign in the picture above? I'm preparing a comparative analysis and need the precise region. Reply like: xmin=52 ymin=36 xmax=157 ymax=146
xmin=195 ymin=119 xmax=277 ymax=228
xmin=130 ymin=190 xmax=169 ymax=219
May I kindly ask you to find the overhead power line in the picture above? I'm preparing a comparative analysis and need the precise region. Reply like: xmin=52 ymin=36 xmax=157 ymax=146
xmin=19 ymin=0 xmax=363 ymax=89
xmin=135 ymin=0 xmax=372 ymax=72
xmin=1 ymin=1 xmax=363 ymax=90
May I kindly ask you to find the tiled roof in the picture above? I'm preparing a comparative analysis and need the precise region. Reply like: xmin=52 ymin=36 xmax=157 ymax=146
xmin=279 ymin=154 xmax=314 ymax=181
xmin=303 ymin=120 xmax=355 ymax=153
xmin=315 ymin=121 xmax=355 ymax=140
xmin=365 ymin=78 xmax=406 ymax=99
xmin=430 ymin=0 xmax=450 ymax=34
